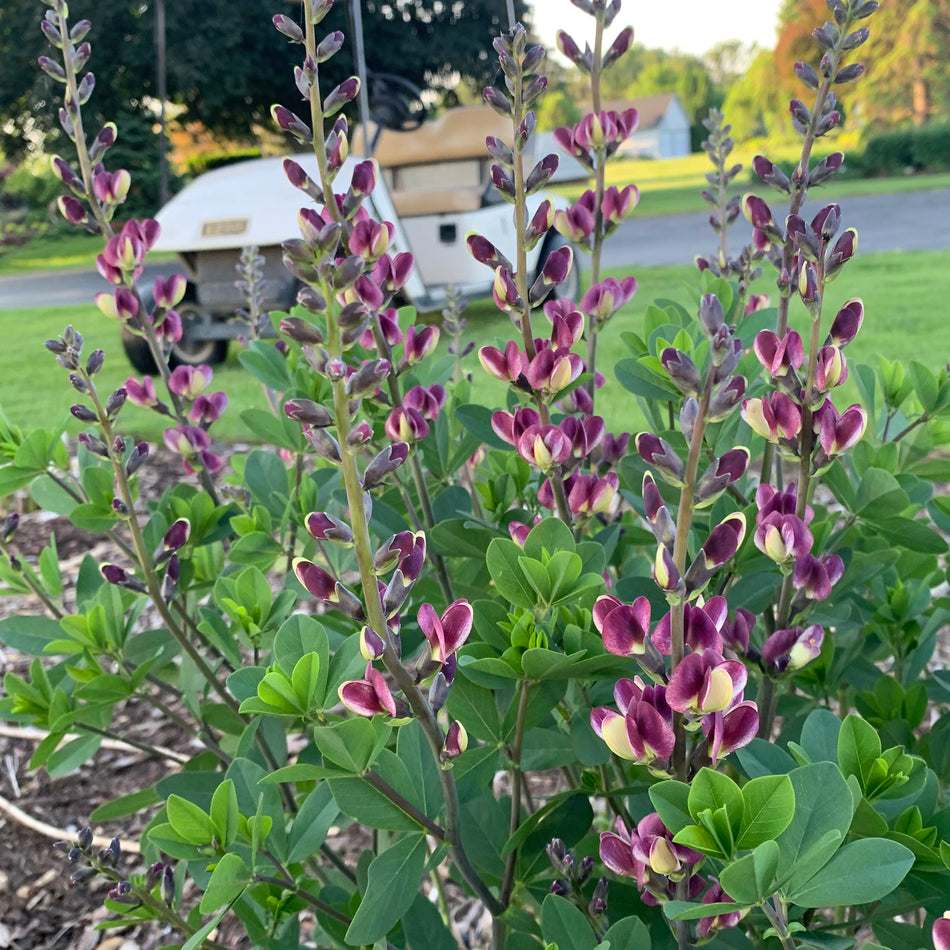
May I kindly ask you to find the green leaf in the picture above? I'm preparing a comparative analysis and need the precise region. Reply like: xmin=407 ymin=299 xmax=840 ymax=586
xmin=664 ymin=900 xmax=751 ymax=921
xmin=541 ymin=893 xmax=598 ymax=950
xmin=838 ymin=714 xmax=882 ymax=788
xmin=181 ymin=904 xmax=232 ymax=950
xmin=311 ymin=717 xmax=381 ymax=774
xmin=486 ymin=538 xmax=538 ymax=609
xmin=446 ymin=672 xmax=502 ymax=741
xmin=688 ymin=768 xmax=743 ymax=832
xmin=403 ymin=892 xmax=458 ymax=950
xmin=720 ymin=839 xmax=779 ymax=904
xmin=775 ymin=763 xmax=853 ymax=893
xmin=210 ymin=779 xmax=239 ymax=849
xmin=737 ymin=774 xmax=795 ymax=849
xmin=786 ymin=838 xmax=914 ymax=908
xmin=90 ymin=787 xmax=161 ymax=822
xmin=523 ymin=518 xmax=576 ymax=560
xmin=288 ymin=783 xmax=339 ymax=864
xmin=455 ymin=403 xmax=509 ymax=449
xmin=166 ymin=795 xmax=215 ymax=845
xmin=735 ymin=738 xmax=797 ymax=779
xmin=328 ymin=765 xmax=422 ymax=831
xmin=0 ymin=615 xmax=68 ymax=654
xmin=238 ymin=341 xmax=293 ymax=392
xmin=798 ymin=708 xmax=842 ymax=764
xmin=345 ymin=834 xmax=427 ymax=945
xmin=397 ymin=719 xmax=442 ymax=819
xmin=599 ymin=917 xmax=650 ymax=950
xmin=198 ymin=853 xmax=249 ymax=913
xmin=650 ymin=780 xmax=693 ymax=834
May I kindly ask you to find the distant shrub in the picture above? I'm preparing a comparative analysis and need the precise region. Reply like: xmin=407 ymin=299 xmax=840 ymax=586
xmin=860 ymin=124 xmax=950 ymax=175
xmin=182 ymin=148 xmax=263 ymax=178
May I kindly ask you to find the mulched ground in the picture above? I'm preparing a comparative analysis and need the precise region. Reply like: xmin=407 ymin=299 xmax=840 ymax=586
xmin=0 ymin=448 xmax=251 ymax=950
xmin=0 ymin=447 xmax=504 ymax=949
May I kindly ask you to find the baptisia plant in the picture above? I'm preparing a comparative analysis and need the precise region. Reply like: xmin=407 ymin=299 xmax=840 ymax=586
xmin=2 ymin=1 xmax=950 ymax=950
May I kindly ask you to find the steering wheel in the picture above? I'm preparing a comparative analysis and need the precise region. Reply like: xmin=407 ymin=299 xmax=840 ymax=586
xmin=366 ymin=72 xmax=427 ymax=132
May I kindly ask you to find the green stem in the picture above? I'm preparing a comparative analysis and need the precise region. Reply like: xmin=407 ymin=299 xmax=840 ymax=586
xmin=585 ymin=7 xmax=606 ymax=409
xmin=762 ymin=896 xmax=799 ymax=950
xmin=86 ymin=380 xmax=236 ymax=713
xmin=500 ymin=682 xmax=531 ymax=907
xmin=669 ymin=366 xmax=715 ymax=781
xmin=363 ymin=769 xmax=446 ymax=839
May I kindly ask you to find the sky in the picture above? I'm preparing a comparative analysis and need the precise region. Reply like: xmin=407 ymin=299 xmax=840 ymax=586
xmin=531 ymin=0 xmax=784 ymax=59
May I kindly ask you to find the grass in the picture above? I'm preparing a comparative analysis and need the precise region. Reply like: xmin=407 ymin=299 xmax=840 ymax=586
xmin=2 ymin=249 xmax=948 ymax=447
xmin=461 ymin=249 xmax=950 ymax=435
xmin=0 ymin=230 xmax=174 ymax=276
xmin=552 ymin=147 xmax=950 ymax=218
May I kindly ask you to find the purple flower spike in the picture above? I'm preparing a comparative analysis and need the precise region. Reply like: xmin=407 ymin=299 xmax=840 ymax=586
xmin=591 ymin=678 xmax=675 ymax=766
xmin=754 ymin=329 xmax=805 ymax=378
xmin=594 ymin=595 xmax=651 ymax=657
xmin=661 ymin=348 xmax=702 ymax=398
xmin=754 ymin=512 xmax=813 ymax=564
xmin=636 ymin=433 xmax=684 ymax=487
xmin=101 ymin=564 xmax=147 ymax=593
xmin=933 ymin=914 xmax=950 ymax=950
xmin=817 ymin=402 xmax=867 ymax=457
xmin=339 ymin=663 xmax=397 ymax=718
xmin=306 ymin=512 xmax=354 ymax=545
xmin=363 ymin=443 xmax=409 ymax=489
xmin=742 ymin=393 xmax=802 ymax=443
xmin=703 ymin=700 xmax=759 ymax=764
xmin=828 ymin=298 xmax=864 ymax=346
xmin=418 ymin=600 xmax=473 ymax=664
xmin=650 ymin=597 xmax=726 ymax=656
xmin=793 ymin=554 xmax=844 ymax=602
xmin=442 ymin=722 xmax=468 ymax=761
xmin=293 ymin=558 xmax=337 ymax=601
xmin=667 ymin=649 xmax=746 ymax=716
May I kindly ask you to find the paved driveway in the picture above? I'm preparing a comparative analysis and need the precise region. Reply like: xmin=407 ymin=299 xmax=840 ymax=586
xmin=1 ymin=188 xmax=948 ymax=310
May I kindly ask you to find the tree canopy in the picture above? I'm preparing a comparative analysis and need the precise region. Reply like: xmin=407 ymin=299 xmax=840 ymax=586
xmin=0 ymin=0 xmax=529 ymax=160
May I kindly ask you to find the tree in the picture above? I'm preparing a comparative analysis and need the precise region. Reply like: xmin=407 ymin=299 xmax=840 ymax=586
xmin=0 ymin=0 xmax=529 ymax=162
xmin=628 ymin=49 xmax=719 ymax=150
xmin=855 ymin=0 xmax=950 ymax=128
xmin=721 ymin=49 xmax=783 ymax=141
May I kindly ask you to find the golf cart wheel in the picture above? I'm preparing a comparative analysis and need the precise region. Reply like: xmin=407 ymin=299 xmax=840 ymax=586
xmin=539 ymin=232 xmax=582 ymax=304
xmin=171 ymin=298 xmax=228 ymax=368
xmin=120 ymin=288 xmax=227 ymax=374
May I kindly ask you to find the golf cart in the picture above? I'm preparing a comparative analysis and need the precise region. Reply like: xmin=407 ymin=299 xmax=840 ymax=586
xmin=123 ymin=98 xmax=581 ymax=372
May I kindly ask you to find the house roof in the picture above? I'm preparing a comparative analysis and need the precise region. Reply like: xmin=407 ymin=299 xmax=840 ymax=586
xmin=601 ymin=92 xmax=681 ymax=130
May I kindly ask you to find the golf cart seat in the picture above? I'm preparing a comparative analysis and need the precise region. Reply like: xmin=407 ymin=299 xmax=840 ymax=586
xmin=356 ymin=106 xmax=513 ymax=217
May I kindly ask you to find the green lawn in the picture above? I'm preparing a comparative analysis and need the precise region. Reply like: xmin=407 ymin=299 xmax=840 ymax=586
xmin=552 ymin=146 xmax=950 ymax=217
xmin=0 ymin=230 xmax=175 ymax=276
xmin=460 ymin=251 xmax=950 ymax=435
xmin=3 ymin=250 xmax=948 ymax=446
